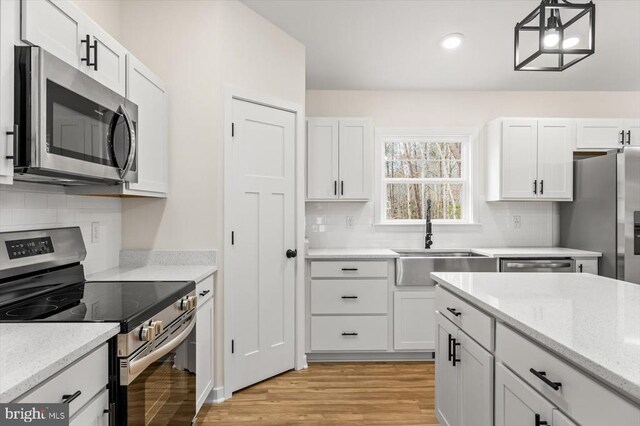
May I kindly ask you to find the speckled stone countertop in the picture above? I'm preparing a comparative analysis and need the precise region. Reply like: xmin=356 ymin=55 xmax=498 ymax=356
xmin=306 ymin=248 xmax=400 ymax=259
xmin=431 ymin=272 xmax=640 ymax=403
xmin=88 ymin=265 xmax=217 ymax=283
xmin=0 ymin=323 xmax=119 ymax=402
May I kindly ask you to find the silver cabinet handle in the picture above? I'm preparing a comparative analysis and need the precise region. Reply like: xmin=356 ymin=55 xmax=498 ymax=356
xmin=505 ymin=262 xmax=572 ymax=269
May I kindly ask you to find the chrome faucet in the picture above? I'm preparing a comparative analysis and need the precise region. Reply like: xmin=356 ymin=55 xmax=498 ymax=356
xmin=425 ymin=198 xmax=433 ymax=249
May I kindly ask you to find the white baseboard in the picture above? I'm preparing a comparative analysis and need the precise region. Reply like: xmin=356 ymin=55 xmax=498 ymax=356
xmin=208 ymin=386 xmax=226 ymax=404
xmin=306 ymin=352 xmax=435 ymax=362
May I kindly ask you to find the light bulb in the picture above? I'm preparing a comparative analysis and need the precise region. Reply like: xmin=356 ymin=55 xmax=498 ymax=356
xmin=440 ymin=33 xmax=464 ymax=50
xmin=543 ymin=29 xmax=560 ymax=47
xmin=562 ymin=36 xmax=580 ymax=49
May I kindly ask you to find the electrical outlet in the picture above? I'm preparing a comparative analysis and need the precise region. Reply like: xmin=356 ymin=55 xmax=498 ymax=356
xmin=512 ymin=215 xmax=522 ymax=229
xmin=346 ymin=216 xmax=354 ymax=229
xmin=91 ymin=222 xmax=101 ymax=244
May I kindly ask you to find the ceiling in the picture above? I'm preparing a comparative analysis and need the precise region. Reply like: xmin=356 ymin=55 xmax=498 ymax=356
xmin=242 ymin=0 xmax=640 ymax=91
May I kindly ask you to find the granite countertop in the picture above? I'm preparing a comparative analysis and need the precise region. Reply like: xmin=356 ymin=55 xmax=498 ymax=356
xmin=88 ymin=264 xmax=217 ymax=283
xmin=431 ymin=272 xmax=640 ymax=403
xmin=471 ymin=247 xmax=602 ymax=258
xmin=0 ymin=323 xmax=119 ymax=402
xmin=306 ymin=247 xmax=601 ymax=259
xmin=306 ymin=248 xmax=400 ymax=259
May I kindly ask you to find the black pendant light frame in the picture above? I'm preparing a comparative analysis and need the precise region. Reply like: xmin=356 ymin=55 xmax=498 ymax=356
xmin=515 ymin=0 xmax=595 ymax=71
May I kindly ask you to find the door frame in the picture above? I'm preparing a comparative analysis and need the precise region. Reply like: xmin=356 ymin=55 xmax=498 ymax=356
xmin=222 ymin=87 xmax=306 ymax=400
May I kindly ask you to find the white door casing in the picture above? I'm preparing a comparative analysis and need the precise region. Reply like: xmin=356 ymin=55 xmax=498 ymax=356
xmin=228 ymin=98 xmax=296 ymax=393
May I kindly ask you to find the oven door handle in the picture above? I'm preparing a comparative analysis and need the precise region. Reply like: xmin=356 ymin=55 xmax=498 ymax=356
xmin=118 ymin=105 xmax=137 ymax=181
xmin=127 ymin=316 xmax=195 ymax=383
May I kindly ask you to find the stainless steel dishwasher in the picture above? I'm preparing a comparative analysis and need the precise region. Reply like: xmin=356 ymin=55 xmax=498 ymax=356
xmin=500 ymin=258 xmax=576 ymax=272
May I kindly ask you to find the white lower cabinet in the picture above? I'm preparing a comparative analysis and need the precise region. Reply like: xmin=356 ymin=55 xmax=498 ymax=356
xmin=393 ymin=290 xmax=435 ymax=350
xmin=553 ymin=409 xmax=578 ymax=426
xmin=435 ymin=313 xmax=493 ymax=426
xmin=576 ymin=257 xmax=598 ymax=274
xmin=495 ymin=362 xmax=554 ymax=426
xmin=195 ymin=275 xmax=215 ymax=413
xmin=69 ymin=389 xmax=109 ymax=426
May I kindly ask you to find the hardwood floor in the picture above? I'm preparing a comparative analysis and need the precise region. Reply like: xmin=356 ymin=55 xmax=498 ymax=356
xmin=198 ymin=362 xmax=439 ymax=425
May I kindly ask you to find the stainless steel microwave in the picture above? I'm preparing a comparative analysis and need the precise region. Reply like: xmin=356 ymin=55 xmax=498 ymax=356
xmin=13 ymin=46 xmax=138 ymax=185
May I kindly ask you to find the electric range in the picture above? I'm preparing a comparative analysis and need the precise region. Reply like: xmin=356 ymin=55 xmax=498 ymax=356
xmin=0 ymin=227 xmax=198 ymax=425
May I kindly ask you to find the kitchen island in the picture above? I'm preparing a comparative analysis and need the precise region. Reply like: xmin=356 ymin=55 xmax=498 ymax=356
xmin=431 ymin=272 xmax=640 ymax=426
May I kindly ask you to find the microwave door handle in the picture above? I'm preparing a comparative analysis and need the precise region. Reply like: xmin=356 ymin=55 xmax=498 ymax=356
xmin=118 ymin=105 xmax=136 ymax=180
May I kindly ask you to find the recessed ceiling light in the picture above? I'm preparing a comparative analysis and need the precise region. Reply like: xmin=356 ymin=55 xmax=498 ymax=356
xmin=562 ymin=36 xmax=580 ymax=49
xmin=440 ymin=33 xmax=464 ymax=50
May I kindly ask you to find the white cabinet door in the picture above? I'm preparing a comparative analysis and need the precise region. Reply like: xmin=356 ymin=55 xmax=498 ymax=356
xmin=393 ymin=291 xmax=435 ymax=351
xmin=338 ymin=118 xmax=371 ymax=200
xmin=495 ymin=363 xmax=554 ymax=426
xmin=501 ymin=119 xmax=538 ymax=199
xmin=307 ymin=118 xmax=339 ymax=200
xmin=125 ymin=54 xmax=168 ymax=196
xmin=624 ymin=119 xmax=640 ymax=146
xmin=85 ymin=19 xmax=127 ymax=96
xmin=196 ymin=296 xmax=214 ymax=413
xmin=576 ymin=119 xmax=625 ymax=149
xmin=0 ymin=0 xmax=18 ymax=184
xmin=69 ymin=389 xmax=109 ymax=426
xmin=457 ymin=331 xmax=493 ymax=426
xmin=435 ymin=314 xmax=459 ymax=426
xmin=552 ymin=409 xmax=578 ymax=426
xmin=537 ymin=119 xmax=573 ymax=200
xmin=576 ymin=258 xmax=598 ymax=274
xmin=21 ymin=0 xmax=85 ymax=69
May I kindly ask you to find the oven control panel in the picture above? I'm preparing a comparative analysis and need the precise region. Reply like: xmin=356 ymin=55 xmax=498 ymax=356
xmin=5 ymin=237 xmax=54 ymax=259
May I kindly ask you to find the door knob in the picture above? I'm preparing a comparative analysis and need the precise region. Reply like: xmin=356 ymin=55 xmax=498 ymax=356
xmin=286 ymin=249 xmax=297 ymax=259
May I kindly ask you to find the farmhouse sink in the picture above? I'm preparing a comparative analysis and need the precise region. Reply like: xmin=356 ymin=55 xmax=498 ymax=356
xmin=393 ymin=249 xmax=498 ymax=286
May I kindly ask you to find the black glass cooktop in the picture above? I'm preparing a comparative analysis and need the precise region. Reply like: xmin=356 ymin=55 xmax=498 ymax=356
xmin=0 ymin=280 xmax=194 ymax=332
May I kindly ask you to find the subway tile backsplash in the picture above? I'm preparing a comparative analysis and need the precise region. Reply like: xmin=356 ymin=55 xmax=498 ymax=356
xmin=0 ymin=184 xmax=121 ymax=274
xmin=305 ymin=200 xmax=556 ymax=249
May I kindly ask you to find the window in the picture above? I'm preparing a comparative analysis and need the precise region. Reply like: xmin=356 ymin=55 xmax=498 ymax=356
xmin=378 ymin=130 xmax=472 ymax=224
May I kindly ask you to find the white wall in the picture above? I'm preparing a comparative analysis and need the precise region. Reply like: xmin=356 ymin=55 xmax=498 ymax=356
xmin=0 ymin=184 xmax=121 ymax=274
xmin=306 ymin=90 xmax=640 ymax=249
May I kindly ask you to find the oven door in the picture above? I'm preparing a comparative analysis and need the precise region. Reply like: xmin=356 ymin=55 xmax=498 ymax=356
xmin=17 ymin=47 xmax=138 ymax=184
xmin=118 ymin=312 xmax=196 ymax=425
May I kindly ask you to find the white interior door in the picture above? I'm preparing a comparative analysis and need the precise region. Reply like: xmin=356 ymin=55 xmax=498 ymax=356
xmin=537 ymin=119 xmax=574 ymax=200
xmin=229 ymin=99 xmax=296 ymax=392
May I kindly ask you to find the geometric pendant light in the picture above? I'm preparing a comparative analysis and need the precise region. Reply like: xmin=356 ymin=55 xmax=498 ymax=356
xmin=515 ymin=0 xmax=595 ymax=71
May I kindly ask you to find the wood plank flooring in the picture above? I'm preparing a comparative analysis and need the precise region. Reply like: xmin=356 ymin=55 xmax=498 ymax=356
xmin=198 ymin=362 xmax=439 ymax=425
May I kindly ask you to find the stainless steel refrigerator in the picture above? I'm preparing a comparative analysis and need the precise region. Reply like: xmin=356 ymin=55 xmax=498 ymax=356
xmin=559 ymin=147 xmax=640 ymax=284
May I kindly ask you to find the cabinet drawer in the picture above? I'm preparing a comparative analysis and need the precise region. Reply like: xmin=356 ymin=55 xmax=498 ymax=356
xmin=311 ymin=261 xmax=388 ymax=278
xmin=436 ymin=286 xmax=494 ymax=351
xmin=69 ymin=388 xmax=109 ymax=426
xmin=311 ymin=279 xmax=387 ymax=314
xmin=196 ymin=275 xmax=214 ymax=304
xmin=311 ymin=316 xmax=388 ymax=351
xmin=496 ymin=323 xmax=640 ymax=426
xmin=17 ymin=344 xmax=108 ymax=417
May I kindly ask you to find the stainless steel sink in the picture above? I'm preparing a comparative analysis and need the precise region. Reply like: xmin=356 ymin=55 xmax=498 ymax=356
xmin=393 ymin=249 xmax=498 ymax=286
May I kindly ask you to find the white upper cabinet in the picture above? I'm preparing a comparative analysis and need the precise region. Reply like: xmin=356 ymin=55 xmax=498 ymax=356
xmin=486 ymin=118 xmax=573 ymax=202
xmin=625 ymin=119 xmax=640 ymax=146
xmin=338 ymin=119 xmax=371 ymax=199
xmin=307 ymin=118 xmax=339 ymax=199
xmin=124 ymin=54 xmax=168 ymax=196
xmin=500 ymin=119 xmax=538 ymax=200
xmin=21 ymin=0 xmax=126 ymax=96
xmin=537 ymin=119 xmax=574 ymax=200
xmin=575 ymin=119 xmax=635 ymax=149
xmin=307 ymin=117 xmax=371 ymax=201
xmin=84 ymin=18 xmax=127 ymax=95
xmin=0 ymin=0 xmax=19 ymax=184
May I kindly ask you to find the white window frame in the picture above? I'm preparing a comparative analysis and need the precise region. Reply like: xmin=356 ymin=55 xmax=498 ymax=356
xmin=374 ymin=127 xmax=478 ymax=226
